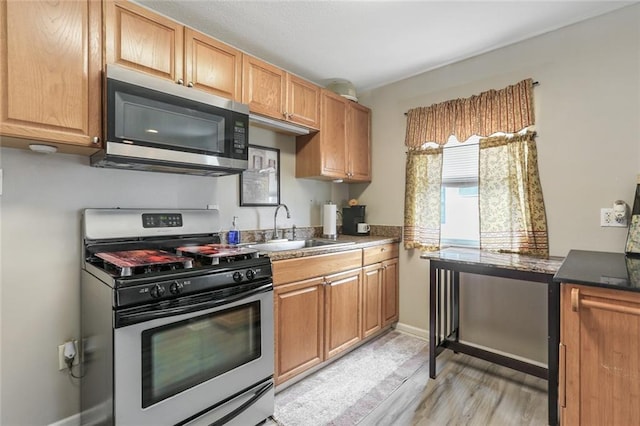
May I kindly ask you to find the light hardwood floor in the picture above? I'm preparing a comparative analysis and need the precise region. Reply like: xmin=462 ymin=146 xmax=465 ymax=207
xmin=270 ymin=346 xmax=548 ymax=426
xmin=359 ymin=349 xmax=548 ymax=426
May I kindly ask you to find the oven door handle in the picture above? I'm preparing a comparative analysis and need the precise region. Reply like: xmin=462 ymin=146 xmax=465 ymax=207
xmin=115 ymin=283 xmax=272 ymax=327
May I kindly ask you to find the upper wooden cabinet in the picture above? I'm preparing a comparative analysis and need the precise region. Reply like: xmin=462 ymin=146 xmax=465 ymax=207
xmin=0 ymin=0 xmax=102 ymax=152
xmin=105 ymin=0 xmax=183 ymax=82
xmin=559 ymin=284 xmax=640 ymax=425
xmin=296 ymin=89 xmax=372 ymax=182
xmin=243 ymin=55 xmax=320 ymax=130
xmin=105 ymin=1 xmax=242 ymax=101
xmin=184 ymin=28 xmax=242 ymax=101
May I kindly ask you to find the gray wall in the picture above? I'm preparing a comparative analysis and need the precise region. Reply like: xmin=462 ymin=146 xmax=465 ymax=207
xmin=354 ymin=4 xmax=640 ymax=362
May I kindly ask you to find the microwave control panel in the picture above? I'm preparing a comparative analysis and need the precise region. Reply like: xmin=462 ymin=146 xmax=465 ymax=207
xmin=233 ymin=120 xmax=247 ymax=154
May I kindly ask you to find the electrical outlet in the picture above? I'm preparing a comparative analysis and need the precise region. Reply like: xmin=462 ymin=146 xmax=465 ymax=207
xmin=601 ymin=208 xmax=614 ymax=227
xmin=601 ymin=208 xmax=628 ymax=227
xmin=58 ymin=340 xmax=79 ymax=371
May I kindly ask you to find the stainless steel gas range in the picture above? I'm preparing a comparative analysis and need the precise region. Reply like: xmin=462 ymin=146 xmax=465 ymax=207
xmin=80 ymin=209 xmax=274 ymax=426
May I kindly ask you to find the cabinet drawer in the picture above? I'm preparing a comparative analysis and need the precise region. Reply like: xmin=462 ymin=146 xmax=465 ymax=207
xmin=272 ymin=249 xmax=362 ymax=285
xmin=363 ymin=243 xmax=398 ymax=266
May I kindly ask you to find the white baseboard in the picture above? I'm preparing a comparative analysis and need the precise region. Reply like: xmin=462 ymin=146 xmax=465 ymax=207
xmin=394 ymin=322 xmax=428 ymax=341
xmin=48 ymin=413 xmax=80 ymax=426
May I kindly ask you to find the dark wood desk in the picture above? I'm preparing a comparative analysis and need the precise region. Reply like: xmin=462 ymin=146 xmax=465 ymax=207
xmin=421 ymin=248 xmax=564 ymax=426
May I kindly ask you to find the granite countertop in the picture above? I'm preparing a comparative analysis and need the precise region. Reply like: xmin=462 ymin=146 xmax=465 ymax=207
xmin=420 ymin=247 xmax=564 ymax=276
xmin=553 ymin=249 xmax=640 ymax=292
xmin=260 ymin=235 xmax=401 ymax=261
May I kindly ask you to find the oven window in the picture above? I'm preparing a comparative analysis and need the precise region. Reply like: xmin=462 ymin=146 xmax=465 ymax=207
xmin=141 ymin=301 xmax=261 ymax=408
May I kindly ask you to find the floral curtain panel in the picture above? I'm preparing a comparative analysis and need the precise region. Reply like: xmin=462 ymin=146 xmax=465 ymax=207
xmin=404 ymin=148 xmax=443 ymax=250
xmin=478 ymin=131 xmax=549 ymax=256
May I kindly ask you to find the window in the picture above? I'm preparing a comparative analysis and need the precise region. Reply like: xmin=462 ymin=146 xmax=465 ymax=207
xmin=440 ymin=136 xmax=480 ymax=247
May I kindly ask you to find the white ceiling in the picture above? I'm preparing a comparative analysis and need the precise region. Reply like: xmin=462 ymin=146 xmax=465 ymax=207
xmin=136 ymin=1 xmax=634 ymax=94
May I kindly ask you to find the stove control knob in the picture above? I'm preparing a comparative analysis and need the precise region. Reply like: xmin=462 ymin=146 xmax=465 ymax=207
xmin=233 ymin=271 xmax=243 ymax=282
xmin=170 ymin=281 xmax=184 ymax=295
xmin=150 ymin=284 xmax=166 ymax=299
xmin=245 ymin=269 xmax=255 ymax=281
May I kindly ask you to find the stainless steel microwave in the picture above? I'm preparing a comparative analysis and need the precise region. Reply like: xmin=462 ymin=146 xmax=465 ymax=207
xmin=91 ymin=65 xmax=250 ymax=176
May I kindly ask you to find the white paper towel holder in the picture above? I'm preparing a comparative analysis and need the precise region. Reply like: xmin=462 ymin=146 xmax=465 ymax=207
xmin=323 ymin=202 xmax=338 ymax=240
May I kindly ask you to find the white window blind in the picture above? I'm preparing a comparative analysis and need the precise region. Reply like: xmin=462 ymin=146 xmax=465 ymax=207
xmin=442 ymin=139 xmax=479 ymax=184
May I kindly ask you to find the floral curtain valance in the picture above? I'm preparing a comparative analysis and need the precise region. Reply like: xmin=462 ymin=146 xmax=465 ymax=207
xmin=405 ymin=78 xmax=535 ymax=148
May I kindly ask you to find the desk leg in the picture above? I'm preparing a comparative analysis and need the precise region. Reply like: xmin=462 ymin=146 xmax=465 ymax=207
xmin=548 ymin=280 xmax=560 ymax=426
xmin=429 ymin=265 xmax=437 ymax=379
xmin=453 ymin=271 xmax=460 ymax=346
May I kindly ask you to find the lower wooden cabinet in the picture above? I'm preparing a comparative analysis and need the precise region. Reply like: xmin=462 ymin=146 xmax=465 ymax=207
xmin=362 ymin=264 xmax=383 ymax=338
xmin=559 ymin=284 xmax=640 ymax=425
xmin=274 ymin=277 xmax=324 ymax=385
xmin=324 ymin=268 xmax=362 ymax=359
xmin=272 ymin=245 xmax=399 ymax=385
xmin=382 ymin=257 xmax=399 ymax=326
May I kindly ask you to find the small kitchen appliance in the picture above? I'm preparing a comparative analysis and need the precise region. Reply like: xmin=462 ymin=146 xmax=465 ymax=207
xmin=92 ymin=65 xmax=250 ymax=176
xmin=342 ymin=205 xmax=368 ymax=235
xmin=80 ymin=208 xmax=273 ymax=426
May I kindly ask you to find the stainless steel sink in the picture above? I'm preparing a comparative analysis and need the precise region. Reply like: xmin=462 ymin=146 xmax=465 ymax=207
xmin=247 ymin=238 xmax=355 ymax=252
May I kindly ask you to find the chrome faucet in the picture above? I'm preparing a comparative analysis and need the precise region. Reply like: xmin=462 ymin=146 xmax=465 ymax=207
xmin=273 ymin=203 xmax=291 ymax=240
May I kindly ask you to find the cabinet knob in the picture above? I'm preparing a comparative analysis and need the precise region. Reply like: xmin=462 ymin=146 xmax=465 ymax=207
xmin=176 ymin=79 xmax=184 ymax=85
xmin=187 ymin=81 xmax=194 ymax=88
xmin=91 ymin=136 xmax=100 ymax=144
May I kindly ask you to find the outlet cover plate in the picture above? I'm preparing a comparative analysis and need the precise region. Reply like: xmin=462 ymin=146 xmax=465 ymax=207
xmin=601 ymin=208 xmax=628 ymax=227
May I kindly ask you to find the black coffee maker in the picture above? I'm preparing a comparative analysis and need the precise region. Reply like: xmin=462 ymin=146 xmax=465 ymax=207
xmin=342 ymin=205 xmax=368 ymax=235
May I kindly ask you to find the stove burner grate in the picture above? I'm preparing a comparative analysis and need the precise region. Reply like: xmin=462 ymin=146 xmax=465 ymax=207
xmin=95 ymin=249 xmax=194 ymax=277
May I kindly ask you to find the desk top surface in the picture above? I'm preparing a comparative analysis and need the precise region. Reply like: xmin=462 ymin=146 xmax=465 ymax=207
xmin=420 ymin=247 xmax=564 ymax=276
xmin=553 ymin=249 xmax=640 ymax=292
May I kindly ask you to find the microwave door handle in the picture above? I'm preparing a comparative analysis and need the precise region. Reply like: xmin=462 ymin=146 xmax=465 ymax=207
xmin=115 ymin=282 xmax=272 ymax=327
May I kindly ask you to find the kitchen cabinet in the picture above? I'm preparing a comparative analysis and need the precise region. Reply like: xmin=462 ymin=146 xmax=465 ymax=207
xmin=274 ymin=276 xmax=325 ymax=385
xmin=362 ymin=243 xmax=399 ymax=338
xmin=242 ymin=55 xmax=320 ymax=130
xmin=106 ymin=0 xmax=242 ymax=100
xmin=0 ymin=0 xmax=102 ymax=153
xmin=296 ymin=89 xmax=372 ymax=182
xmin=559 ymin=284 xmax=640 ymax=425
xmin=362 ymin=264 xmax=383 ymax=338
xmin=272 ymin=249 xmax=362 ymax=385
xmin=381 ymin=257 xmax=399 ymax=326
xmin=324 ymin=268 xmax=362 ymax=359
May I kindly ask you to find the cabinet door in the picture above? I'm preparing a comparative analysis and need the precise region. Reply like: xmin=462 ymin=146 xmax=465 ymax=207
xmin=184 ymin=28 xmax=242 ymax=101
xmin=362 ymin=264 xmax=382 ymax=338
xmin=347 ymin=102 xmax=372 ymax=182
xmin=286 ymin=74 xmax=320 ymax=130
xmin=560 ymin=284 xmax=640 ymax=425
xmin=105 ymin=0 xmax=183 ymax=83
xmin=319 ymin=90 xmax=348 ymax=179
xmin=242 ymin=55 xmax=285 ymax=120
xmin=0 ymin=0 xmax=101 ymax=150
xmin=382 ymin=257 xmax=399 ymax=326
xmin=325 ymin=268 xmax=362 ymax=359
xmin=274 ymin=277 xmax=325 ymax=385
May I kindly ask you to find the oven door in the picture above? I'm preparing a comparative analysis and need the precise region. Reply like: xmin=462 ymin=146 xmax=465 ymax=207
xmin=113 ymin=283 xmax=274 ymax=426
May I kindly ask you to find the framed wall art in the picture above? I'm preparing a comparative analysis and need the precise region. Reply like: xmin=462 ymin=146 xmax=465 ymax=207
xmin=240 ymin=145 xmax=281 ymax=206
